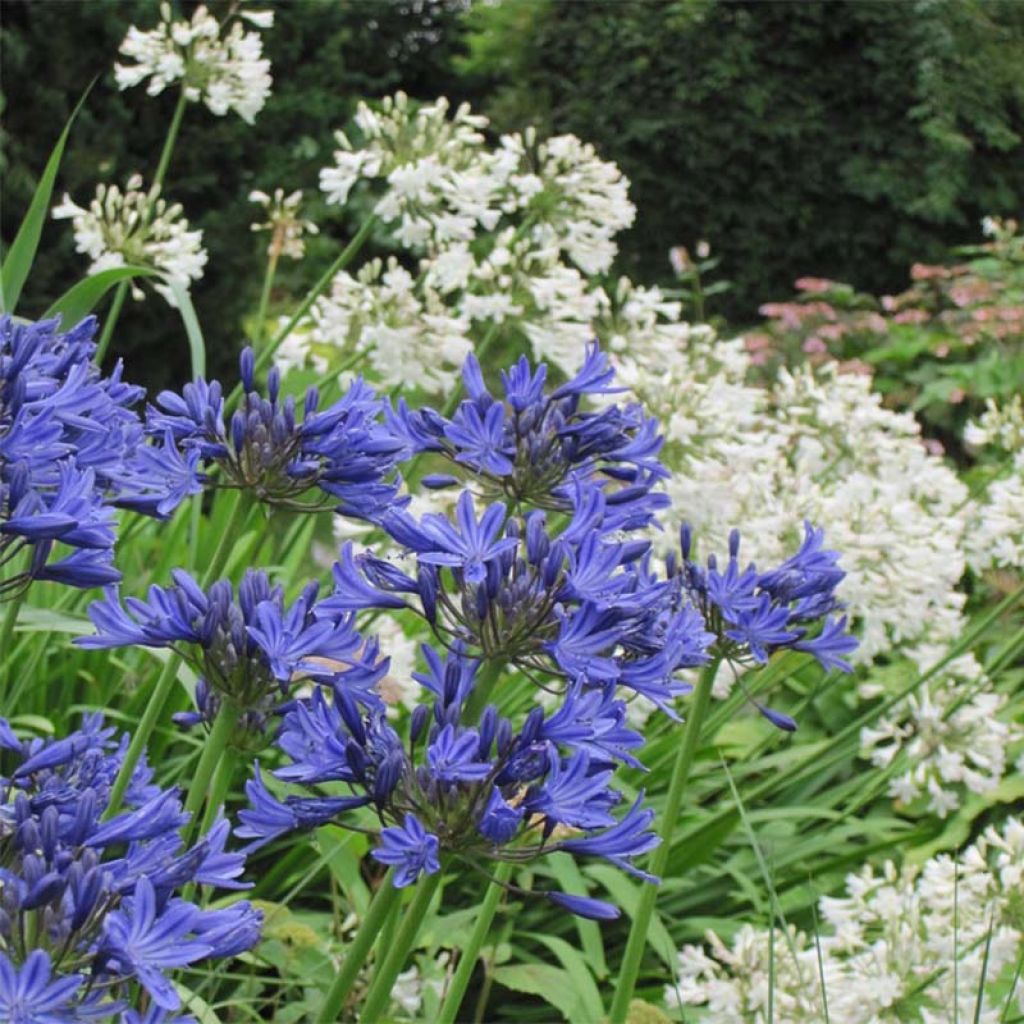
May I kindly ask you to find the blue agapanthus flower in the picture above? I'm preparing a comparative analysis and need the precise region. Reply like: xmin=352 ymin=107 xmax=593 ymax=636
xmin=329 ymin=484 xmax=712 ymax=711
xmin=76 ymin=569 xmax=375 ymax=740
xmin=147 ymin=346 xmax=405 ymax=520
xmin=673 ymin=523 xmax=858 ymax=728
xmin=0 ymin=316 xmax=200 ymax=600
xmin=386 ymin=343 xmax=668 ymax=530
xmin=238 ymin=643 xmax=657 ymax=919
xmin=0 ymin=716 xmax=260 ymax=1018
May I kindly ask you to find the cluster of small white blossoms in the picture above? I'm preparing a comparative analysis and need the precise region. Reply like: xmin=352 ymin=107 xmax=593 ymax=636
xmin=250 ymin=188 xmax=318 ymax=261
xmin=600 ymin=292 xmax=971 ymax=671
xmin=318 ymin=93 xmax=633 ymax=271
xmin=52 ymin=174 xmax=207 ymax=306
xmin=666 ymin=816 xmax=1024 ymax=1023
xmin=280 ymin=93 xmax=633 ymax=393
xmin=115 ymin=3 xmax=273 ymax=123
xmin=964 ymin=397 xmax=1024 ymax=574
xmin=860 ymin=653 xmax=1023 ymax=817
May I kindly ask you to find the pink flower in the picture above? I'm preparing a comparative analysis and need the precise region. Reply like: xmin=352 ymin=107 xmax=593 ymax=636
xmin=802 ymin=336 xmax=827 ymax=354
xmin=794 ymin=276 xmax=836 ymax=294
xmin=894 ymin=309 xmax=929 ymax=324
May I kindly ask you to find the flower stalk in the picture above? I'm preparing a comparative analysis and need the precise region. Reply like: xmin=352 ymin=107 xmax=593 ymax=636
xmin=609 ymin=657 xmax=721 ymax=1022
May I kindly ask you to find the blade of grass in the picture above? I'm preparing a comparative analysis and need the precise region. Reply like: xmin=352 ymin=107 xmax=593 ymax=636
xmin=1 ymin=82 xmax=94 ymax=312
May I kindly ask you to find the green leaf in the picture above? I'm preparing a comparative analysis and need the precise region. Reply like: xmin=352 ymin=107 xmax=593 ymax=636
xmin=1 ymin=84 xmax=93 ymax=313
xmin=492 ymin=963 xmax=587 ymax=1021
xmin=165 ymin=279 xmax=206 ymax=380
xmin=43 ymin=265 xmax=158 ymax=328
xmin=14 ymin=606 xmax=91 ymax=634
xmin=525 ymin=933 xmax=605 ymax=1022
xmin=317 ymin=825 xmax=371 ymax=916
xmin=540 ymin=855 xmax=608 ymax=978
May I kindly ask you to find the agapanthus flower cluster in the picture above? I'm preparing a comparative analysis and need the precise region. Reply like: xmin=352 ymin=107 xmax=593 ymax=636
xmin=239 ymin=643 xmax=657 ymax=920
xmin=674 ymin=523 xmax=856 ymax=685
xmin=52 ymin=175 xmax=207 ymax=306
xmin=147 ymin=347 xmax=404 ymax=518
xmin=249 ymin=188 xmax=318 ymax=261
xmin=610 ymin=323 xmax=971 ymax=674
xmin=0 ymin=316 xmax=192 ymax=599
xmin=77 ymin=568 xmax=373 ymax=740
xmin=0 ymin=715 xmax=261 ymax=1019
xmin=666 ymin=817 xmax=1024 ymax=1023
xmin=860 ymin=655 xmax=1023 ymax=817
xmin=388 ymin=344 xmax=667 ymax=523
xmin=115 ymin=3 xmax=273 ymax=123
xmin=300 ymin=257 xmax=474 ymax=394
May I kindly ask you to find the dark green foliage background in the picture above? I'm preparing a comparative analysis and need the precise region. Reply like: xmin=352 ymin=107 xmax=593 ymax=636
xmin=3 ymin=0 xmax=1023 ymax=386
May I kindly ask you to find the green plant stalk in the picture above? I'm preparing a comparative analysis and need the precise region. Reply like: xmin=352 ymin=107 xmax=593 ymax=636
xmin=230 ymin=215 xmax=379 ymax=408
xmin=182 ymin=699 xmax=239 ymax=836
xmin=609 ymin=658 xmax=720 ymax=1023
xmin=94 ymin=89 xmax=188 ymax=365
xmin=252 ymin=248 xmax=279 ymax=353
xmin=198 ymin=746 xmax=236 ymax=837
xmin=104 ymin=655 xmax=181 ymax=818
xmin=315 ymin=871 xmax=401 ymax=1024
xmin=0 ymin=585 xmax=26 ymax=699
xmin=436 ymin=861 xmax=512 ymax=1024
xmin=102 ymin=491 xmax=250 ymax=817
xmin=360 ymin=869 xmax=444 ymax=1024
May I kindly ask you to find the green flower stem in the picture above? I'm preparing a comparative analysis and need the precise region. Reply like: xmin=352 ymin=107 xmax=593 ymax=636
xmin=153 ymin=89 xmax=189 ymax=190
xmin=252 ymin=249 xmax=279 ymax=354
xmin=102 ymin=490 xmax=250 ymax=819
xmin=436 ymin=861 xmax=513 ymax=1024
xmin=104 ymin=655 xmax=181 ymax=819
xmin=182 ymin=698 xmax=239 ymax=837
xmin=94 ymin=88 xmax=188 ymax=366
xmin=229 ymin=215 xmax=379 ymax=409
xmin=0 ymin=596 xmax=24 ymax=701
xmin=315 ymin=870 xmax=401 ymax=1024
xmin=360 ymin=869 xmax=444 ymax=1024
xmin=198 ymin=738 xmax=236 ymax=837
xmin=609 ymin=658 xmax=720 ymax=1023
xmin=93 ymin=281 xmax=129 ymax=365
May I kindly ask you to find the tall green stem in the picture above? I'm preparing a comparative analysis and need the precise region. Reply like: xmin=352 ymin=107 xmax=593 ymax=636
xmin=437 ymin=862 xmax=512 ymax=1024
xmin=609 ymin=659 xmax=720 ymax=1022
xmin=315 ymin=871 xmax=401 ymax=1024
xmin=182 ymin=699 xmax=239 ymax=836
xmin=102 ymin=491 xmax=250 ymax=817
xmin=93 ymin=88 xmax=188 ymax=366
xmin=253 ymin=250 xmax=279 ymax=353
xmin=0 ymin=589 xmax=25 ymax=700
xmin=229 ymin=215 xmax=378 ymax=409
xmin=360 ymin=870 xmax=443 ymax=1024
xmin=153 ymin=90 xmax=189 ymax=190
xmin=104 ymin=655 xmax=181 ymax=818
xmin=93 ymin=281 xmax=129 ymax=365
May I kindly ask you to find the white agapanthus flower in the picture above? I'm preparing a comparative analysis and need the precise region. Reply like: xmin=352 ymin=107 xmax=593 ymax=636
xmin=115 ymin=3 xmax=273 ymax=123
xmin=290 ymin=256 xmax=473 ymax=395
xmin=860 ymin=656 xmax=1021 ymax=816
xmin=249 ymin=188 xmax=318 ymax=260
xmin=52 ymin=174 xmax=207 ymax=306
xmin=966 ymin=451 xmax=1024 ymax=573
xmin=666 ymin=817 xmax=1024 ymax=1023
xmin=605 ymin=313 xmax=970 ymax=672
xmin=318 ymin=92 xmax=633 ymax=274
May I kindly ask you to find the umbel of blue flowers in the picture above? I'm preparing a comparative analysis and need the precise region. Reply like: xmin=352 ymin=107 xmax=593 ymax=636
xmin=0 ymin=715 xmax=261 ymax=1019
xmin=0 ymin=316 xmax=198 ymax=600
xmin=387 ymin=343 xmax=669 ymax=531
xmin=147 ymin=347 xmax=405 ymax=519
xmin=76 ymin=569 xmax=382 ymax=742
xmin=238 ymin=643 xmax=656 ymax=920
xmin=672 ymin=523 xmax=859 ymax=728
xmin=326 ymin=482 xmax=713 ymax=712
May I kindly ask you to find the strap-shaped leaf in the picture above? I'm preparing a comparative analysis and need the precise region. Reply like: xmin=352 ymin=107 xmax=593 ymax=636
xmin=1 ymin=83 xmax=94 ymax=314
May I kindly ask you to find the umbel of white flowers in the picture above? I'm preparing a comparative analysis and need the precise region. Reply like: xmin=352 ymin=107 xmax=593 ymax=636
xmin=52 ymin=175 xmax=207 ymax=306
xmin=115 ymin=3 xmax=274 ymax=123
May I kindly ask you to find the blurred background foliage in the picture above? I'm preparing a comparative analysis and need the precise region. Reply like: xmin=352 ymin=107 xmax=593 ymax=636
xmin=2 ymin=0 xmax=1023 ymax=389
